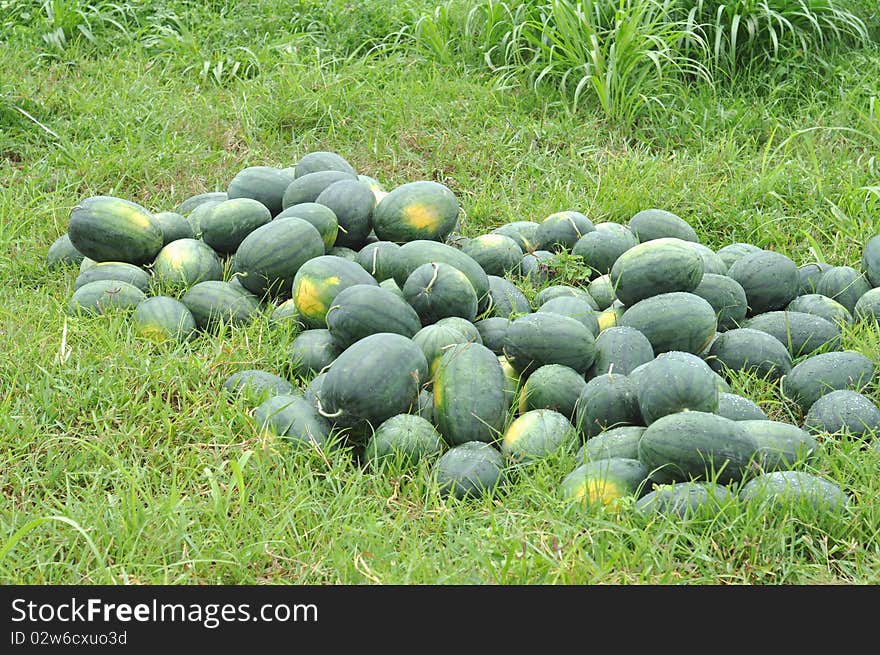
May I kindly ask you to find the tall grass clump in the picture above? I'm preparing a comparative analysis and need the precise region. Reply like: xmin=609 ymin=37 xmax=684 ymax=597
xmin=682 ymin=0 xmax=870 ymax=79
xmin=410 ymin=0 xmax=709 ymax=130
xmin=408 ymin=0 xmax=873 ymax=130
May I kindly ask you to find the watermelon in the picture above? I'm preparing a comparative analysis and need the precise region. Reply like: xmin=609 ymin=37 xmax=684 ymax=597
xmin=185 ymin=199 xmax=223 ymax=239
xmin=635 ymin=482 xmax=734 ymax=518
xmin=716 ymin=242 xmax=762 ymax=271
xmin=180 ymin=280 xmax=261 ymax=330
xmin=152 ymin=238 xmax=223 ymax=289
xmin=412 ymin=322 xmax=473 ymax=378
xmin=518 ymin=364 xmax=587 ymax=420
xmin=372 ymin=180 xmax=460 ymax=244
xmin=355 ymin=240 xmax=400 ymax=282
xmin=294 ymin=151 xmax=357 ymax=178
xmin=326 ymin=284 xmax=422 ymax=349
xmin=175 ymin=191 xmax=227 ymax=216
xmin=364 ymin=414 xmax=444 ymax=468
xmin=153 ymin=211 xmax=194 ymax=245
xmin=403 ymin=262 xmax=479 ymax=324
xmin=393 ymin=240 xmax=490 ymax=310
xmin=461 ymin=234 xmax=523 ymax=277
xmin=520 ymin=250 xmax=556 ymax=285
xmin=319 ymin=332 xmax=428 ymax=430
xmin=47 ymin=233 xmax=84 ymax=270
xmin=781 ymin=351 xmax=875 ymax=412
xmin=290 ymin=255 xmax=380 ymax=328
xmin=533 ymin=285 xmax=598 ymax=310
xmin=685 ymin=242 xmax=728 ymax=276
xmin=487 ymin=275 xmax=531 ymax=318
xmin=433 ymin=342 xmax=509 ymax=445
xmin=628 ymin=209 xmax=699 ymax=243
xmin=575 ymin=373 xmax=641 ymax=438
xmin=501 ymin=409 xmax=577 ymax=463
xmin=227 ymin=166 xmax=294 ymax=217
xmin=854 ymin=287 xmax=880 ymax=324
xmin=68 ymin=279 xmax=146 ymax=316
xmin=716 ymin=393 xmax=767 ymax=421
xmin=436 ymin=316 xmax=482 ymax=344
xmin=315 ymin=179 xmax=375 ymax=249
xmin=587 ymin=274 xmax=616 ymax=310
xmin=253 ymin=393 xmax=334 ymax=450
xmin=589 ymin=326 xmax=654 ymax=377
xmin=474 ymin=317 xmax=510 ymax=355
xmin=637 ymin=411 xmax=759 ymax=484
xmin=281 ymin=170 xmax=357 ymax=209
xmin=491 ymin=221 xmax=539 ymax=252
xmin=815 ymin=265 xmax=871 ymax=314
xmin=618 ymin=292 xmax=717 ymax=355
xmin=635 ymin=351 xmax=720 ymax=425
xmin=537 ymin=296 xmax=600 ymax=336
xmin=739 ymin=420 xmax=819 ymax=471
xmin=223 ymin=369 xmax=298 ymax=405
xmin=691 ymin=274 xmax=748 ymax=331
xmin=575 ymin=426 xmax=645 ymax=462
xmin=803 ymin=390 xmax=880 ymax=438
xmin=572 ymin=225 xmax=638 ymax=276
xmin=609 ymin=237 xmax=704 ymax=306
xmin=706 ymin=327 xmax=792 ymax=381
xmin=132 ymin=296 xmax=197 ymax=343
xmin=209 ymin=192 xmax=276 ymax=248
xmin=67 ymin=195 xmax=163 ymax=265
xmin=435 ymin=441 xmax=506 ymax=500
xmin=75 ymin=261 xmax=151 ymax=292
xmin=739 ymin=471 xmax=849 ymax=512
xmin=503 ymin=312 xmax=596 ymax=376
xmin=288 ymin=329 xmax=343 ymax=377
xmin=727 ymin=250 xmax=799 ymax=316
xmin=561 ymin=458 xmax=650 ymax=508
xmin=534 ymin=210 xmax=595 ymax=252
xmin=787 ymin=293 xmax=852 ymax=326
xmin=862 ymin=235 xmax=880 ymax=287
xmin=743 ymin=310 xmax=840 ymax=356
xmin=275 ymin=202 xmax=339 ymax=249
xmin=797 ymin=262 xmax=832 ymax=295
xmin=234 ymin=217 xmax=326 ymax=299
xmin=271 ymin=298 xmax=302 ymax=326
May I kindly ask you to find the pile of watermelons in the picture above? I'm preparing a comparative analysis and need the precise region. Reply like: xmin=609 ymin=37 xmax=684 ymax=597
xmin=46 ymin=150 xmax=880 ymax=517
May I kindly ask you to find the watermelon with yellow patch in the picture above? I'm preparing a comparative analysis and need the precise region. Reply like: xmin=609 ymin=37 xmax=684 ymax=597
xmin=433 ymin=342 xmax=509 ymax=445
xmin=413 ymin=323 xmax=473 ymax=380
xmin=561 ymin=458 xmax=650 ymax=508
xmin=152 ymin=238 xmax=224 ymax=290
xmin=501 ymin=409 xmax=577 ymax=463
xmin=132 ymin=296 xmax=197 ymax=343
xmin=291 ymin=255 xmax=379 ymax=328
xmin=67 ymin=195 xmax=164 ymax=265
xmin=372 ymin=180 xmax=460 ymax=244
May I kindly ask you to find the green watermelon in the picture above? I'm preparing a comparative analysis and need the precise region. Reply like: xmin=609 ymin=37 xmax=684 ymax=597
xmin=781 ymin=351 xmax=875 ymax=412
xmin=739 ymin=471 xmax=849 ymax=512
xmin=68 ymin=279 xmax=146 ymax=316
xmin=153 ymin=211 xmax=194 ymax=245
xmin=815 ymin=265 xmax=871 ymax=314
xmin=461 ymin=234 xmax=523 ymax=277
xmin=518 ymin=363 xmax=587 ymax=420
xmin=589 ymin=326 xmax=655 ymax=376
xmin=47 ymin=233 xmax=85 ymax=270
xmin=635 ymin=351 xmax=720 ymax=425
xmin=291 ymin=255 xmax=379 ymax=328
xmin=275 ymin=202 xmax=339 ymax=249
xmin=534 ymin=211 xmax=595 ymax=252
xmin=75 ymin=261 xmax=151 ymax=292
xmin=364 ymin=414 xmax=444 ymax=468
xmin=727 ymin=250 xmax=799 ymax=316
xmin=561 ymin=458 xmax=649 ymax=508
xmin=618 ymin=292 xmax=717 ymax=355
xmin=487 ymin=275 xmax=531 ymax=318
xmin=227 ymin=166 xmax=294 ymax=217
xmin=288 ymin=329 xmax=343 ymax=377
xmin=67 ymin=195 xmax=163 ymax=265
xmin=180 ymin=280 xmax=262 ymax=330
xmin=151 ymin=238 xmax=223 ymax=290
xmin=628 ymin=209 xmax=698 ymax=243
xmin=315 ymin=178 xmax=376 ymax=249
xmin=326 ymin=284 xmax=422 ymax=349
xmin=503 ymin=312 xmax=596 ymax=376
xmin=435 ymin=441 xmax=506 ymax=500
xmin=707 ymin=327 xmax=792 ymax=381
xmin=572 ymin=225 xmax=638 ymax=276
xmin=609 ymin=237 xmax=704 ymax=306
xmin=223 ymin=369 xmax=298 ymax=405
xmin=433 ymin=342 xmax=509 ymax=445
xmin=803 ymin=390 xmax=880 ymax=438
xmin=575 ymin=373 xmax=641 ymax=438
xmin=403 ymin=262 xmax=479 ymax=325
xmin=691 ymin=274 xmax=748 ymax=331
xmin=294 ymin=151 xmax=357 ymax=178
xmin=132 ymin=296 xmax=197 ymax=343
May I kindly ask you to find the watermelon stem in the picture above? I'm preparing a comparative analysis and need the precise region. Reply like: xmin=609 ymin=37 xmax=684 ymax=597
xmin=424 ymin=262 xmax=440 ymax=293
xmin=315 ymin=397 xmax=344 ymax=419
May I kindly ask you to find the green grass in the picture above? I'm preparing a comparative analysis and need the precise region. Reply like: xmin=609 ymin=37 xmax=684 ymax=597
xmin=2 ymin=0 xmax=880 ymax=584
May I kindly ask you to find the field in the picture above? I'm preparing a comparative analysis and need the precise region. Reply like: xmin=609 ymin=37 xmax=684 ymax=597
xmin=2 ymin=0 xmax=880 ymax=584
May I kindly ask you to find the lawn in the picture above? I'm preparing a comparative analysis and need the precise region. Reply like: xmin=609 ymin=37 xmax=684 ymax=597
xmin=2 ymin=0 xmax=880 ymax=584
